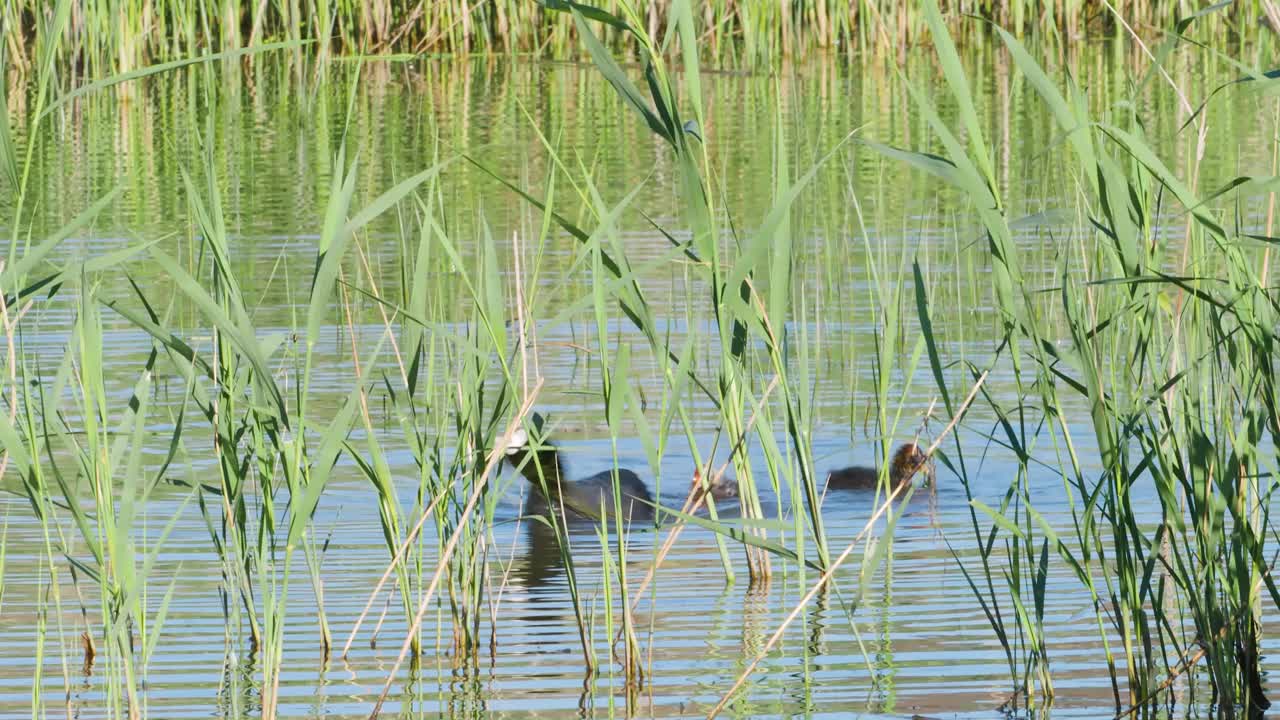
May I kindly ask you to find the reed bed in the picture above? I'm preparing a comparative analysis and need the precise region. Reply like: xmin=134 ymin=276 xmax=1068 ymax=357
xmin=4 ymin=0 xmax=1278 ymax=75
xmin=874 ymin=1 xmax=1280 ymax=715
xmin=2 ymin=0 xmax=1279 ymax=718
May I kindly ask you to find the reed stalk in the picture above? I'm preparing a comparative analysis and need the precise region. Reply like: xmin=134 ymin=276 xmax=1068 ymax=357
xmin=891 ymin=1 xmax=1280 ymax=714
xmin=6 ymin=0 xmax=1275 ymax=75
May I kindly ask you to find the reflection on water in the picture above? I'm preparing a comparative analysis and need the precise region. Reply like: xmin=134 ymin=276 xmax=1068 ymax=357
xmin=511 ymin=516 xmax=573 ymax=592
xmin=2 ymin=452 xmax=1266 ymax=717
xmin=2 ymin=48 xmax=1277 ymax=719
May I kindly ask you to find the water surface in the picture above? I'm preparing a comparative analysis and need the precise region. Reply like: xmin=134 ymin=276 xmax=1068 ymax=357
xmin=1 ymin=49 xmax=1276 ymax=718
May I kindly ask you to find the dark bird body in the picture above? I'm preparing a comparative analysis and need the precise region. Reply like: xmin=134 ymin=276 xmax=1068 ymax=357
xmin=826 ymin=442 xmax=933 ymax=491
xmin=688 ymin=442 xmax=934 ymax=501
xmin=504 ymin=415 xmax=654 ymax=525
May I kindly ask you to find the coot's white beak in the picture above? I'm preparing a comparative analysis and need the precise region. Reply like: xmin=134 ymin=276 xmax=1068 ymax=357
xmin=505 ymin=426 xmax=528 ymax=455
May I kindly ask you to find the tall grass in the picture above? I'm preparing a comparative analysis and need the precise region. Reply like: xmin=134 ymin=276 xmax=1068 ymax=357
xmin=879 ymin=0 xmax=1280 ymax=715
xmin=517 ymin=0 xmax=823 ymax=588
xmin=512 ymin=0 xmax=1280 ymax=716
xmin=0 ymin=4 xmax=326 ymax=716
xmin=4 ymin=0 xmax=1276 ymax=75
xmin=4 ymin=0 xmax=1279 ymax=716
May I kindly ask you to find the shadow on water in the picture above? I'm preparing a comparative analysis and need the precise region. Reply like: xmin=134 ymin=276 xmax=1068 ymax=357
xmin=509 ymin=512 xmax=570 ymax=592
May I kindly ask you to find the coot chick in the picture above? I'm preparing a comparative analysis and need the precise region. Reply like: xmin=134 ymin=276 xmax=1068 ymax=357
xmin=504 ymin=413 xmax=654 ymax=525
xmin=691 ymin=467 xmax=738 ymax=501
xmin=826 ymin=442 xmax=934 ymax=491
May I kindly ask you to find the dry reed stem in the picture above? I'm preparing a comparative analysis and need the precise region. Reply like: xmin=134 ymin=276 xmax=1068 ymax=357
xmin=0 ymin=260 xmax=18 ymax=482
xmin=512 ymin=231 xmax=531 ymax=397
xmin=354 ymin=238 xmax=408 ymax=385
xmin=1100 ymin=0 xmax=1193 ymax=117
xmin=339 ymin=486 xmax=451 ymax=657
xmin=486 ymin=228 xmax=543 ymax=636
xmin=333 ymin=241 xmax=434 ymax=656
xmin=1114 ymin=619 xmax=1234 ymax=719
xmin=368 ymin=381 xmax=543 ymax=718
xmin=706 ymin=370 xmax=987 ymax=718
xmin=613 ymin=374 xmax=781 ymax=666
xmin=627 ymin=374 xmax=780 ymax=612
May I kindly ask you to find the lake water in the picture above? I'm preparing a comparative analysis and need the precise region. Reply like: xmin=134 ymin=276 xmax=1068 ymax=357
xmin=1 ymin=47 xmax=1276 ymax=718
